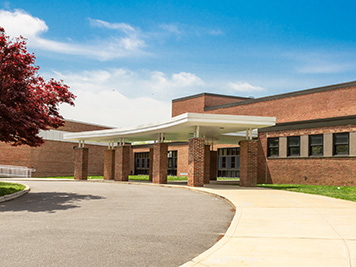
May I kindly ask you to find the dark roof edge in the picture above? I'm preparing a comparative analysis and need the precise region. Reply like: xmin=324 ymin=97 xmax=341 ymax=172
xmin=205 ymin=80 xmax=356 ymax=111
xmin=259 ymin=115 xmax=356 ymax=132
xmin=172 ymin=92 xmax=251 ymax=103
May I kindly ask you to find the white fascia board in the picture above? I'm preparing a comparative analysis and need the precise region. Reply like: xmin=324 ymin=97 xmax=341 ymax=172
xmin=64 ymin=113 xmax=189 ymax=141
xmin=39 ymin=129 xmax=107 ymax=146
xmin=64 ymin=113 xmax=276 ymax=142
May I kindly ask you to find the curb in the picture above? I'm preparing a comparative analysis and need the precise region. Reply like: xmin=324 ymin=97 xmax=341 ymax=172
xmin=0 ymin=183 xmax=31 ymax=203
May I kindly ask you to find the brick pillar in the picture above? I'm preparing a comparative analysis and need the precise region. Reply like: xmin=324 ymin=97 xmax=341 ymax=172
xmin=239 ymin=140 xmax=258 ymax=187
xmin=104 ymin=149 xmax=115 ymax=180
xmin=188 ymin=138 xmax=205 ymax=187
xmin=152 ymin=143 xmax=168 ymax=184
xmin=115 ymin=145 xmax=130 ymax=181
xmin=148 ymin=148 xmax=153 ymax=182
xmin=210 ymin=151 xmax=218 ymax=181
xmin=74 ymin=147 xmax=88 ymax=180
xmin=204 ymin=144 xmax=210 ymax=184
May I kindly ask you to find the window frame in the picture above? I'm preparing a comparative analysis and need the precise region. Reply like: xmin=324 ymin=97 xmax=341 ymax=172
xmin=333 ymin=132 xmax=349 ymax=156
xmin=309 ymin=134 xmax=323 ymax=157
xmin=287 ymin=136 xmax=300 ymax=157
xmin=267 ymin=137 xmax=279 ymax=158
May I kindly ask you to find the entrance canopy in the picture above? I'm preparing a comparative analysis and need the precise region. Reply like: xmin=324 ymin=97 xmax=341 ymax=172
xmin=64 ymin=113 xmax=276 ymax=144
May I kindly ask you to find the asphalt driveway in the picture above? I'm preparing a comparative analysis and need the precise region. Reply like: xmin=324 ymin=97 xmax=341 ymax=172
xmin=0 ymin=180 xmax=234 ymax=267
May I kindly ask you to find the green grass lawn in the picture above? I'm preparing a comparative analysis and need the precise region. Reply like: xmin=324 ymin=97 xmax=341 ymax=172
xmin=43 ymin=175 xmax=239 ymax=181
xmin=0 ymin=182 xmax=26 ymax=197
xmin=258 ymin=184 xmax=356 ymax=202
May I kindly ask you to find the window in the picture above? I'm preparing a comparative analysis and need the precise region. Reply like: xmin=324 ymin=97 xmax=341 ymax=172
xmin=218 ymin=148 xmax=240 ymax=178
xmin=134 ymin=152 xmax=150 ymax=175
xmin=333 ymin=133 xmax=349 ymax=156
xmin=309 ymin=134 xmax=323 ymax=156
xmin=287 ymin=136 xmax=300 ymax=156
xmin=267 ymin=138 xmax=279 ymax=157
xmin=167 ymin=150 xmax=177 ymax=176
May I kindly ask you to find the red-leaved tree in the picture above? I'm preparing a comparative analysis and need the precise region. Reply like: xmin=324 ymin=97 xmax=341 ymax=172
xmin=0 ymin=27 xmax=75 ymax=146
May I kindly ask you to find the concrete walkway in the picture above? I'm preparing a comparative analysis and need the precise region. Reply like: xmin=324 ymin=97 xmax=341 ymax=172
xmin=181 ymin=184 xmax=356 ymax=267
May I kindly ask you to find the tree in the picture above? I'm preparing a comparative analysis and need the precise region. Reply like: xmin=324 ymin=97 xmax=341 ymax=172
xmin=0 ymin=27 xmax=75 ymax=147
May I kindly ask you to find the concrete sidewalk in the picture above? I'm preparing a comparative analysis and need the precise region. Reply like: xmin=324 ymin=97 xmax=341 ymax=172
xmin=182 ymin=184 xmax=356 ymax=267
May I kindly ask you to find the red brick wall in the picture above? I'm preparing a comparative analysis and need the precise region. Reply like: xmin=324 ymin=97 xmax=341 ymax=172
xmin=204 ymin=95 xmax=247 ymax=108
xmin=0 ymin=142 xmax=31 ymax=167
xmin=0 ymin=119 xmax=110 ymax=177
xmin=266 ymin=158 xmax=356 ymax=186
xmin=169 ymin=144 xmax=188 ymax=176
xmin=28 ymin=141 xmax=106 ymax=177
xmin=172 ymin=96 xmax=205 ymax=117
xmin=172 ymin=94 xmax=248 ymax=117
xmin=59 ymin=120 xmax=112 ymax=132
xmin=258 ymin=125 xmax=356 ymax=186
xmin=206 ymin=86 xmax=356 ymax=123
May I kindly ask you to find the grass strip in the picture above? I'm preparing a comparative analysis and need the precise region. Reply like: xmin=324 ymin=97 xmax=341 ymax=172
xmin=0 ymin=182 xmax=26 ymax=197
xmin=258 ymin=183 xmax=356 ymax=202
xmin=43 ymin=175 xmax=239 ymax=181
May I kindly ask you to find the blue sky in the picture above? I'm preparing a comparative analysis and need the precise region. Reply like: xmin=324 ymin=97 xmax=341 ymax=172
xmin=1 ymin=0 xmax=356 ymax=127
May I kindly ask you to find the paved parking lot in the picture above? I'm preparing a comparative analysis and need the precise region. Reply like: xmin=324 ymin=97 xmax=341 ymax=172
xmin=0 ymin=180 xmax=234 ymax=267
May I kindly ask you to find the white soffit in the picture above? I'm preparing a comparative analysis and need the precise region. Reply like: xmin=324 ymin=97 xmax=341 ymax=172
xmin=64 ymin=113 xmax=276 ymax=144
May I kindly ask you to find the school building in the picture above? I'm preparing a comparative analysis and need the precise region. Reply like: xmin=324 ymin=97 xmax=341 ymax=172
xmin=1 ymin=80 xmax=355 ymax=186
xmin=64 ymin=80 xmax=356 ymax=187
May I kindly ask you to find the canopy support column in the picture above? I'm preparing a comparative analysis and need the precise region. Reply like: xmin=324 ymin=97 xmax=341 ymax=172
xmin=115 ymin=140 xmax=130 ymax=181
xmin=104 ymin=142 xmax=115 ymax=180
xmin=152 ymin=142 xmax=168 ymax=184
xmin=239 ymin=139 xmax=258 ymax=187
xmin=188 ymin=137 xmax=205 ymax=187
xmin=74 ymin=141 xmax=88 ymax=180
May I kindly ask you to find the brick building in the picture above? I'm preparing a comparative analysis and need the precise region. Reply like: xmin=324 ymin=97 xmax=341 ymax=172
xmin=171 ymin=81 xmax=356 ymax=186
xmin=2 ymin=80 xmax=356 ymax=186
xmin=105 ymin=80 xmax=356 ymax=187
xmin=0 ymin=120 xmax=111 ymax=177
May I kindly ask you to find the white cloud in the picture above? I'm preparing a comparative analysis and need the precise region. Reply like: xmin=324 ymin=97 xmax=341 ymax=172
xmin=172 ymin=72 xmax=204 ymax=87
xmin=0 ymin=9 xmax=48 ymax=37
xmin=0 ymin=9 xmax=146 ymax=60
xmin=228 ymin=81 xmax=265 ymax=93
xmin=51 ymin=68 xmax=206 ymax=127
xmin=159 ymin=23 xmax=182 ymax=35
xmin=89 ymin=19 xmax=135 ymax=33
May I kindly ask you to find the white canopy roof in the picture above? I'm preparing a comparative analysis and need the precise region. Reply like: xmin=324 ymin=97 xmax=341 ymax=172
xmin=64 ymin=113 xmax=276 ymax=144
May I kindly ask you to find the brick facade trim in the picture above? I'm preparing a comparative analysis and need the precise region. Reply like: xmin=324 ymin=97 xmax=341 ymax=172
xmin=172 ymin=92 xmax=250 ymax=103
xmin=205 ymin=80 xmax=356 ymax=111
